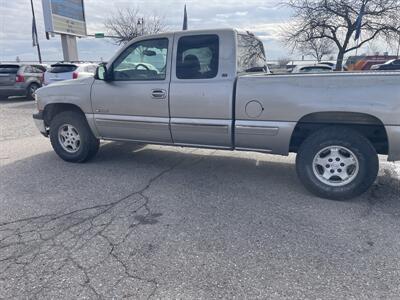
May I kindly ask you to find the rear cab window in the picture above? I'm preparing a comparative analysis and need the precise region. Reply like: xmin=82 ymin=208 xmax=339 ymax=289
xmin=237 ymin=33 xmax=267 ymax=73
xmin=176 ymin=35 xmax=219 ymax=79
xmin=49 ymin=64 xmax=78 ymax=73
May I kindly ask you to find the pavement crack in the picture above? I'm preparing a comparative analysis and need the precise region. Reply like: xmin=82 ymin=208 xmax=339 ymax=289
xmin=0 ymin=155 xmax=188 ymax=299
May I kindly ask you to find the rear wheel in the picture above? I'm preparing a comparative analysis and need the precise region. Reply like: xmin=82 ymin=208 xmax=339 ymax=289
xmin=26 ymin=83 xmax=39 ymax=100
xmin=50 ymin=111 xmax=99 ymax=162
xmin=296 ymin=127 xmax=379 ymax=200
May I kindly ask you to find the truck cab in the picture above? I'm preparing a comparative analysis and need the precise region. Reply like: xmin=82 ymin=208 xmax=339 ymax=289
xmin=92 ymin=29 xmax=266 ymax=149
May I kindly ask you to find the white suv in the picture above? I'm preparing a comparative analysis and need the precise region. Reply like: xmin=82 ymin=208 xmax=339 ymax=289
xmin=43 ymin=62 xmax=98 ymax=86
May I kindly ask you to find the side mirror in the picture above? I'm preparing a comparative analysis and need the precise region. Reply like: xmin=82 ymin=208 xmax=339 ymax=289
xmin=95 ymin=64 xmax=112 ymax=81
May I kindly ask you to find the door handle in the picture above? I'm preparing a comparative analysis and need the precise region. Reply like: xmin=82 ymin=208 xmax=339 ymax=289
xmin=151 ymin=89 xmax=167 ymax=99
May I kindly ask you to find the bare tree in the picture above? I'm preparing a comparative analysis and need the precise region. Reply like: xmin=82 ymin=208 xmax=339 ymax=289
xmin=367 ymin=40 xmax=380 ymax=54
xmin=283 ymin=0 xmax=400 ymax=70
xmin=297 ymin=35 xmax=334 ymax=61
xmin=104 ymin=8 xmax=166 ymax=45
xmin=277 ymin=57 xmax=291 ymax=68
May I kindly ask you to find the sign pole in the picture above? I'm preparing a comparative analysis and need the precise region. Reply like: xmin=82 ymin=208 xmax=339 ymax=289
xmin=30 ymin=0 xmax=42 ymax=63
xmin=41 ymin=0 xmax=87 ymax=62
xmin=61 ymin=34 xmax=79 ymax=61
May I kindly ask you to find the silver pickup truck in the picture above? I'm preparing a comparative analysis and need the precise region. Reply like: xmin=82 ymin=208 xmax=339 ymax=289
xmin=33 ymin=28 xmax=400 ymax=200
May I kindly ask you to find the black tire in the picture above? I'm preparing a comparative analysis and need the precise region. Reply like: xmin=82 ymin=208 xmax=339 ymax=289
xmin=296 ymin=127 xmax=379 ymax=200
xmin=26 ymin=83 xmax=40 ymax=100
xmin=50 ymin=111 xmax=100 ymax=163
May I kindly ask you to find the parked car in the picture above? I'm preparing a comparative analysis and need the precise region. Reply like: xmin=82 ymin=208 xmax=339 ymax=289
xmin=33 ymin=29 xmax=400 ymax=200
xmin=319 ymin=61 xmax=337 ymax=69
xmin=0 ymin=64 xmax=44 ymax=100
xmin=291 ymin=64 xmax=333 ymax=73
xmin=370 ymin=59 xmax=400 ymax=71
xmin=345 ymin=55 xmax=398 ymax=71
xmin=43 ymin=62 xmax=97 ymax=86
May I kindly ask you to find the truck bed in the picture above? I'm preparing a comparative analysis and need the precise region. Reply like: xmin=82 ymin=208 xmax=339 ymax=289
xmin=234 ymin=71 xmax=400 ymax=159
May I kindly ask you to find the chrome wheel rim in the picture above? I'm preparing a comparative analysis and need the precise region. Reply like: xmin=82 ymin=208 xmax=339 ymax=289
xmin=313 ymin=146 xmax=359 ymax=187
xmin=58 ymin=124 xmax=81 ymax=153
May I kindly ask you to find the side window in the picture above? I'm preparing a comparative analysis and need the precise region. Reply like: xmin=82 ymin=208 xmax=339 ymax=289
xmin=33 ymin=66 xmax=44 ymax=73
xmin=176 ymin=35 xmax=219 ymax=79
xmin=112 ymin=38 xmax=168 ymax=81
xmin=25 ymin=66 xmax=33 ymax=73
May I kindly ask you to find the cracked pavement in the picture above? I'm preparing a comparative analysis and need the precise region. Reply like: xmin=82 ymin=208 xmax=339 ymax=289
xmin=1 ymin=99 xmax=400 ymax=299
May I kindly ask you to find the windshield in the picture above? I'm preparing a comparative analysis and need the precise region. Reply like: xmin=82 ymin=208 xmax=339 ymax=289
xmin=237 ymin=33 xmax=267 ymax=73
xmin=383 ymin=59 xmax=395 ymax=65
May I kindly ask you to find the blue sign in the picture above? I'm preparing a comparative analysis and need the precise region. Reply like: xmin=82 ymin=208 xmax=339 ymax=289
xmin=51 ymin=0 xmax=85 ymax=22
xmin=42 ymin=0 xmax=87 ymax=36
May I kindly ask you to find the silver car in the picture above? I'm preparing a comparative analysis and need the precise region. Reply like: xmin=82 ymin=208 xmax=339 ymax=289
xmin=0 ymin=64 xmax=45 ymax=100
xmin=44 ymin=62 xmax=98 ymax=86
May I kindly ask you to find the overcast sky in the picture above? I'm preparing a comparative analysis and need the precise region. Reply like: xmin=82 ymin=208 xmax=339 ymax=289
xmin=0 ymin=0 xmax=295 ymax=62
xmin=0 ymin=0 xmax=391 ymax=63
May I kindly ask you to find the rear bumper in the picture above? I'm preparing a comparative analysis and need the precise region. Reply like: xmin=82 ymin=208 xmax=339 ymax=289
xmin=0 ymin=86 xmax=26 ymax=97
xmin=386 ymin=126 xmax=400 ymax=161
xmin=33 ymin=111 xmax=48 ymax=137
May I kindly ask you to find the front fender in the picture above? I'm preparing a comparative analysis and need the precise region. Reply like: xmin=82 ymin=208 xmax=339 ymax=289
xmin=35 ymin=77 xmax=94 ymax=113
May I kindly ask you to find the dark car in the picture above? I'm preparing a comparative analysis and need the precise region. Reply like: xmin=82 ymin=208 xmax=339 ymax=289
xmin=370 ymin=59 xmax=400 ymax=71
xmin=0 ymin=64 xmax=45 ymax=100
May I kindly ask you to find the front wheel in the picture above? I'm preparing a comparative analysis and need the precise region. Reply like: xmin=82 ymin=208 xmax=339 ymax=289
xmin=50 ymin=111 xmax=100 ymax=163
xmin=296 ymin=127 xmax=379 ymax=200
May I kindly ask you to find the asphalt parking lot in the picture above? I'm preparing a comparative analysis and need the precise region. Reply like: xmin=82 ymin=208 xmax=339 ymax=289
xmin=1 ymin=98 xmax=400 ymax=299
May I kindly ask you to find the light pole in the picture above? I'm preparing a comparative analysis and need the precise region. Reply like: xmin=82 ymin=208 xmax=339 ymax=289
xmin=30 ymin=0 xmax=42 ymax=63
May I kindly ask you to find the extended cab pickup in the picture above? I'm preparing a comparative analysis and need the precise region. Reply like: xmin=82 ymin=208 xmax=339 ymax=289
xmin=33 ymin=29 xmax=400 ymax=200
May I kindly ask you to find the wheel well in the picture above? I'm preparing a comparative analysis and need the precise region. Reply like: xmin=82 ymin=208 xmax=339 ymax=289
xmin=43 ymin=103 xmax=85 ymax=126
xmin=290 ymin=112 xmax=389 ymax=155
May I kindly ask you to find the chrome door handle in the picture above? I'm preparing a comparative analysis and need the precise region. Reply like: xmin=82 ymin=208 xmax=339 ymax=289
xmin=151 ymin=89 xmax=167 ymax=99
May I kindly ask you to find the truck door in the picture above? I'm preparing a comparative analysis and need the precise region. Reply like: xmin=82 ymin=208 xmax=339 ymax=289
xmin=91 ymin=36 xmax=173 ymax=143
xmin=169 ymin=30 xmax=236 ymax=148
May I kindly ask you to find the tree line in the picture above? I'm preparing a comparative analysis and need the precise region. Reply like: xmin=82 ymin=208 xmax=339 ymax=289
xmin=104 ymin=1 xmax=400 ymax=70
